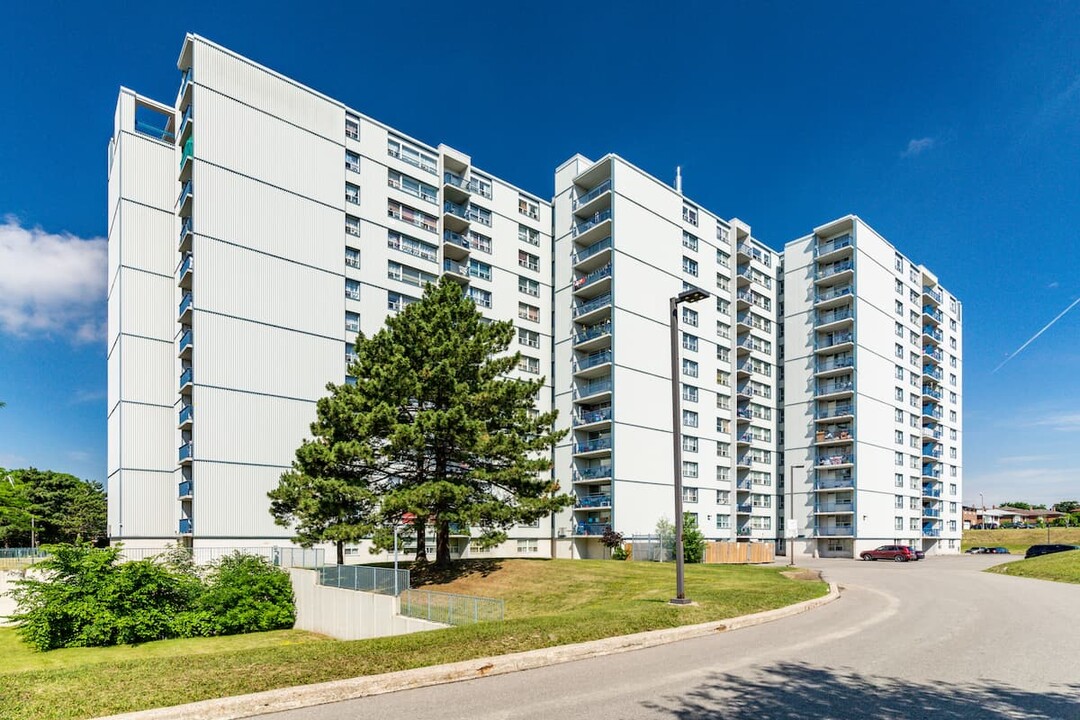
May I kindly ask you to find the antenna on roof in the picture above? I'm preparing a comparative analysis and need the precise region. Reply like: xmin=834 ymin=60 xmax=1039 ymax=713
xmin=675 ymin=166 xmax=683 ymax=194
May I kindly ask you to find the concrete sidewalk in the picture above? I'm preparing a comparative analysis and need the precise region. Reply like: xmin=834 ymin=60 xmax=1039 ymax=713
xmin=97 ymin=582 xmax=839 ymax=720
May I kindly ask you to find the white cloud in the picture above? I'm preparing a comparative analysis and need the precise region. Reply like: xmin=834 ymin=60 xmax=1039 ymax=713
xmin=901 ymin=137 xmax=935 ymax=158
xmin=1027 ymin=412 xmax=1080 ymax=432
xmin=0 ymin=216 xmax=107 ymax=343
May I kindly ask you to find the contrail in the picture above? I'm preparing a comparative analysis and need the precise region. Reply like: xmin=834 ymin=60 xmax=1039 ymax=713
xmin=992 ymin=296 xmax=1080 ymax=373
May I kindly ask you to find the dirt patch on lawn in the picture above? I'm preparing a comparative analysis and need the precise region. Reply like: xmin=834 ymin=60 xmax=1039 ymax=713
xmin=780 ymin=569 xmax=822 ymax=582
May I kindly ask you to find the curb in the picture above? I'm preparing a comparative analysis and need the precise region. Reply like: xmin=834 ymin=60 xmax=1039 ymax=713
xmin=98 ymin=582 xmax=840 ymax=720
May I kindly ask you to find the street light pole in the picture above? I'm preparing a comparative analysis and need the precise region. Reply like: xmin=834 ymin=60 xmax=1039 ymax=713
xmin=669 ymin=287 xmax=709 ymax=606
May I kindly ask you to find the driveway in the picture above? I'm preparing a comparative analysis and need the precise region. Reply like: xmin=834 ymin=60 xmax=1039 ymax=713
xmin=262 ymin=554 xmax=1080 ymax=719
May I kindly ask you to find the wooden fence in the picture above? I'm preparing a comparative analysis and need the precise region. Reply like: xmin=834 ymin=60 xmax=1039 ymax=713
xmin=703 ymin=541 xmax=774 ymax=564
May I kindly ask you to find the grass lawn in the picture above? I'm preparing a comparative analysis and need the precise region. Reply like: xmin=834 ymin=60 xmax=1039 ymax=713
xmin=962 ymin=527 xmax=1080 ymax=554
xmin=0 ymin=558 xmax=825 ymax=720
xmin=985 ymin=549 xmax=1080 ymax=584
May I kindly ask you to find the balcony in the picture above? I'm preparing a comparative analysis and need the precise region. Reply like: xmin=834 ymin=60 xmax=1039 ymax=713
xmin=572 ymin=293 xmax=613 ymax=324
xmin=573 ymin=321 xmax=612 ymax=352
xmin=922 ymin=507 xmax=942 ymax=518
xmin=922 ymin=486 xmax=942 ymax=498
xmin=814 ymin=234 xmax=853 ymax=260
xmin=736 ymin=503 xmax=753 ymax=514
xmin=575 ymin=493 xmax=613 ymax=509
xmin=814 ymin=476 xmax=855 ymax=491
xmin=815 ymin=356 xmax=854 ymax=377
xmin=573 ymin=262 xmax=613 ymax=298
xmin=923 ymin=365 xmax=943 ymax=380
xmin=574 ymin=522 xmax=611 ymax=537
xmin=922 ymin=466 xmax=943 ymax=480
xmin=178 ymin=66 xmax=193 ymax=106
xmin=922 ymin=444 xmax=943 ymax=458
xmin=923 ymin=305 xmax=944 ymax=324
xmin=923 ymin=286 xmax=943 ymax=304
xmin=178 ymin=103 xmax=193 ymax=143
xmin=178 ymin=518 xmax=193 ymax=535
xmin=735 ymin=479 xmax=752 ymax=491
xmin=815 ymin=502 xmax=854 ymax=514
xmin=178 ymin=404 xmax=193 ymax=429
xmin=814 ymin=260 xmax=854 ymax=283
xmin=179 ymin=136 xmax=194 ymax=175
xmin=443 ymin=258 xmax=470 ymax=282
xmin=178 ymin=480 xmax=192 ymax=500
xmin=924 ymin=346 xmax=944 ymax=362
xmin=736 ymin=432 xmax=753 ymax=446
xmin=178 ymin=216 xmax=193 ymax=253
xmin=815 ymin=427 xmax=853 ymax=445
xmin=571 ymin=237 xmax=613 ymax=274
xmin=442 ymin=230 xmax=470 ymax=261
xmin=574 ymin=407 xmax=613 ymax=428
xmin=176 ymin=180 xmax=193 ymax=216
xmin=574 ymin=379 xmax=613 ymax=402
xmin=814 ymin=331 xmax=854 ymax=352
xmin=573 ymin=349 xmax=613 ymax=378
xmin=814 ymin=404 xmax=854 ymax=421
xmin=921 ymin=424 xmax=943 ymax=439
xmin=443 ymin=200 xmax=471 ymax=233
xmin=574 ymin=437 xmax=613 ymax=457
xmin=814 ymin=285 xmax=853 ymax=308
xmin=922 ymin=527 xmax=941 ymax=537
xmin=816 ymin=380 xmax=854 ymax=399
xmin=179 ymin=367 xmax=193 ymax=392
xmin=178 ymin=329 xmax=193 ymax=359
xmin=921 ymin=385 xmax=943 ymax=400
xmin=573 ymin=209 xmax=612 ymax=245
xmin=178 ymin=442 xmax=193 ymax=464
xmin=443 ymin=172 xmax=473 ymax=204
xmin=178 ymin=253 xmax=193 ymax=289
xmin=816 ymin=307 xmax=854 ymax=330
xmin=922 ymin=326 xmax=944 ymax=343
xmin=816 ymin=452 xmax=854 ymax=467
xmin=572 ymin=179 xmax=612 ymax=217
xmin=575 ymin=466 xmax=613 ymax=482
xmin=815 ymin=526 xmax=854 ymax=537
xmin=922 ymin=405 xmax=943 ymax=420
xmin=178 ymin=292 xmax=193 ymax=323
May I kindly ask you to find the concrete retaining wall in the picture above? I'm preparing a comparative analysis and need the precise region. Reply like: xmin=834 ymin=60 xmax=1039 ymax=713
xmin=288 ymin=568 xmax=445 ymax=640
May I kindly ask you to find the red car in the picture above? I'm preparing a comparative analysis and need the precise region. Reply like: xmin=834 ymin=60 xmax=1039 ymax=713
xmin=860 ymin=545 xmax=917 ymax=562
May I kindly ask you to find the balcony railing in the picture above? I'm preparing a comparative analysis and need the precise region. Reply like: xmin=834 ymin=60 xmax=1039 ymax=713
xmin=574 ymin=379 xmax=613 ymax=398
xmin=178 ymin=480 xmax=192 ymax=498
xmin=574 ymin=322 xmax=612 ymax=345
xmin=575 ymin=522 xmax=611 ymax=536
xmin=179 ymin=518 xmax=192 ymax=534
xmin=815 ymin=404 xmax=854 ymax=419
xmin=180 ymin=137 xmax=194 ymax=169
xmin=444 ymin=200 xmax=470 ymax=220
xmin=179 ymin=367 xmax=193 ymax=388
xmin=179 ymin=253 xmax=193 ymax=278
xmin=817 ymin=453 xmax=854 ymax=466
xmin=922 ymin=487 xmax=942 ymax=497
xmin=817 ymin=380 xmax=854 ymax=395
xmin=576 ymin=466 xmax=612 ymax=481
xmin=178 ymin=405 xmax=193 ymax=425
xmin=922 ymin=386 xmax=943 ymax=399
xmin=178 ymin=292 xmax=192 ymax=317
xmin=574 ymin=263 xmax=613 ymax=290
xmin=922 ymin=508 xmax=942 ymax=518
xmin=923 ymin=306 xmax=944 ymax=322
xmin=815 ymin=260 xmax=854 ymax=279
xmin=922 ymin=445 xmax=943 ymax=458
xmin=924 ymin=347 xmax=944 ymax=362
xmin=736 ymin=503 xmax=752 ymax=513
xmin=815 ymin=502 xmax=854 ymax=513
xmin=443 ymin=259 xmax=468 ymax=276
xmin=814 ymin=234 xmax=853 ymax=256
xmin=815 ymin=285 xmax=853 ymax=303
xmin=923 ymin=327 xmax=944 ymax=342
xmin=573 ymin=179 xmax=612 ymax=209
xmin=573 ymin=209 xmax=612 ymax=236
xmin=572 ymin=294 xmax=612 ymax=318
xmin=178 ymin=442 xmax=193 ymax=462
xmin=178 ymin=329 xmax=193 ymax=354
xmin=924 ymin=286 xmax=943 ymax=304
xmin=923 ymin=366 xmax=943 ymax=380
xmin=814 ymin=477 xmax=855 ymax=490
xmin=443 ymin=230 xmax=470 ymax=250
xmin=816 ymin=356 xmax=854 ymax=373
xmin=575 ymin=407 xmax=613 ymax=425
xmin=922 ymin=528 xmax=941 ymax=537
xmin=815 ymin=526 xmax=854 ymax=536
xmin=572 ymin=237 xmax=613 ymax=265
xmin=922 ymin=406 xmax=943 ymax=419
xmin=923 ymin=468 xmax=943 ymax=479
xmin=575 ymin=493 xmax=612 ymax=508
xmin=815 ymin=332 xmax=854 ymax=349
xmin=816 ymin=308 xmax=853 ymax=325
xmin=574 ymin=437 xmax=613 ymax=453
xmin=177 ymin=180 xmax=193 ymax=208
xmin=575 ymin=350 xmax=613 ymax=372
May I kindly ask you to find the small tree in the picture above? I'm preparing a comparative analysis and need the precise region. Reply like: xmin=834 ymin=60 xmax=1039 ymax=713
xmin=682 ymin=514 xmax=705 ymax=564
xmin=600 ymin=528 xmax=624 ymax=559
xmin=656 ymin=516 xmax=675 ymax=561
xmin=269 ymin=469 xmax=378 ymax=566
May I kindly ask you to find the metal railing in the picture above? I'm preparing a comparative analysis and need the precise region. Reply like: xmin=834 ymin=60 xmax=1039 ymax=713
xmin=924 ymin=286 xmax=943 ymax=303
xmin=923 ymin=327 xmax=944 ymax=342
xmin=815 ymin=285 xmax=853 ymax=303
xmin=318 ymin=564 xmax=411 ymax=596
xmin=572 ymin=236 xmax=613 ymax=265
xmin=178 ymin=480 xmax=192 ymax=497
xmin=817 ymin=453 xmax=854 ymax=465
xmin=574 ymin=437 xmax=613 ymax=453
xmin=815 ymin=526 xmax=854 ymax=536
xmin=178 ymin=405 xmax=193 ymax=425
xmin=177 ymin=180 xmax=193 ymax=208
xmin=923 ymin=306 xmax=943 ymax=322
xmin=575 ymin=350 xmax=613 ymax=372
xmin=575 ymin=522 xmax=611 ymax=536
xmin=573 ymin=209 xmax=612 ymax=236
xmin=178 ymin=292 xmax=192 ymax=317
xmin=574 ymin=379 xmax=613 ymax=398
xmin=575 ymin=493 xmax=612 ymax=508
xmin=815 ymin=260 xmax=854 ymax=279
xmin=576 ymin=466 xmax=612 ymax=481
xmin=816 ymin=308 xmax=853 ymax=325
xmin=814 ymin=478 xmax=855 ymax=490
xmin=178 ymin=329 xmax=193 ymax=353
xmin=814 ymin=234 xmax=852 ymax=256
xmin=574 ymin=322 xmax=612 ymax=345
xmin=817 ymin=380 xmax=854 ymax=395
xmin=400 ymin=589 xmax=505 ymax=626
xmin=179 ymin=367 xmax=193 ymax=389
xmin=179 ymin=518 xmax=192 ymax=533
xmin=575 ymin=407 xmax=613 ymax=425
xmin=815 ymin=404 xmax=854 ymax=419
xmin=815 ymin=332 xmax=854 ymax=349
xmin=178 ymin=442 xmax=193 ymax=461
xmin=573 ymin=263 xmax=612 ymax=290
xmin=815 ymin=503 xmax=854 ymax=513
xmin=816 ymin=356 xmax=854 ymax=372
xmin=443 ymin=230 xmax=470 ymax=249
xmin=573 ymin=294 xmax=612 ymax=318
xmin=573 ymin=179 xmax=612 ymax=209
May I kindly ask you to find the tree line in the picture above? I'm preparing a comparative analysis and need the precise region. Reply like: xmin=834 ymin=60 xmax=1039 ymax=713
xmin=0 ymin=467 xmax=106 ymax=547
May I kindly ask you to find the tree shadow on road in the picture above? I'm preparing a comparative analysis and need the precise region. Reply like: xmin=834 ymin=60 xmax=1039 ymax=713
xmin=641 ymin=661 xmax=1080 ymax=719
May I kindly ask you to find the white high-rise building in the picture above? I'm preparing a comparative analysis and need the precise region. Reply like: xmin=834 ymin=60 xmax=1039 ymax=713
xmin=107 ymin=36 xmax=961 ymax=559
xmin=782 ymin=216 xmax=963 ymax=558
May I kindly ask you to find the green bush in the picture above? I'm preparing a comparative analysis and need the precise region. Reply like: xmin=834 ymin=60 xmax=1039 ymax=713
xmin=682 ymin=514 xmax=705 ymax=564
xmin=8 ymin=544 xmax=294 ymax=651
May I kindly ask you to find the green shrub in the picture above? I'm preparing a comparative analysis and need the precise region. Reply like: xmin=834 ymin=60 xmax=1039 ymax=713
xmin=193 ymin=553 xmax=295 ymax=635
xmin=682 ymin=514 xmax=706 ymax=564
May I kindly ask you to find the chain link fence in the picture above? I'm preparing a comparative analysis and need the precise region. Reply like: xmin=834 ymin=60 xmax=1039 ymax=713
xmin=400 ymin=588 xmax=505 ymax=626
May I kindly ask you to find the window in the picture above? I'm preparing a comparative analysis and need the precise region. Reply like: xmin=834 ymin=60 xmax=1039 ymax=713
xmin=716 ymin=298 xmax=730 ymax=314
xmin=895 ymin=322 xmax=904 ymax=338
xmin=683 ymin=204 xmax=699 ymax=226
xmin=717 ymin=347 xmax=730 ymax=363
xmin=682 ymin=256 xmax=699 ymax=276
xmin=519 ymin=250 xmax=540 ymax=272
xmin=682 ymin=232 xmax=699 ymax=251
xmin=518 ymin=276 xmax=540 ymax=297
xmin=949 ymin=483 xmax=957 ymax=496
xmin=517 ymin=539 xmax=539 ymax=554
xmin=895 ymin=495 xmax=904 ymax=509
xmin=682 ymin=307 xmax=699 ymax=327
xmin=682 ymin=409 xmax=699 ymax=428
xmin=469 ymin=204 xmax=492 ymax=226
xmin=895 ymin=473 xmax=904 ymax=488
xmin=895 ymin=300 xmax=904 ymax=316
xmin=895 ymin=517 xmax=904 ymax=530
xmin=682 ymin=384 xmax=699 ymax=403
xmin=896 ymin=279 xmax=903 ymax=294
xmin=345 ymin=341 xmax=358 ymax=364
xmin=949 ymin=373 xmax=957 ymax=386
xmin=895 ymin=430 xmax=903 ymax=444
xmin=910 ymin=289 xmax=919 ymax=303
xmin=472 ymin=175 xmax=493 ymax=199
xmin=467 ymin=287 xmax=492 ymax=308
xmin=895 ymin=253 xmax=904 ymax=272
xmin=345 ymin=311 xmax=360 ymax=333
xmin=910 ymin=309 xmax=919 ymax=325
xmin=388 ymin=170 xmax=438 ymax=204
xmin=468 ymin=230 xmax=492 ymax=254
xmin=388 ymin=231 xmax=437 ymax=262
xmin=345 ymin=116 xmax=359 ymax=139
xmin=895 ymin=408 xmax=903 ymax=422
xmin=682 ymin=435 xmax=698 ymax=453
xmin=949 ymin=447 xmax=957 ymax=459
xmin=716 ymin=514 xmax=731 ymax=529
xmin=345 ymin=214 xmax=360 ymax=236
xmin=716 ymin=273 xmax=729 ymax=291
xmin=895 ymin=387 xmax=904 ymax=401
xmin=894 ymin=365 xmax=904 ymax=380
xmin=387 ymin=137 xmax=437 ymax=174
xmin=518 ymin=224 xmax=540 ymax=246
xmin=345 ymin=150 xmax=360 ymax=173
xmin=950 ymin=318 xmax=957 ymax=331
xmin=388 ymin=261 xmax=437 ymax=288
xmin=950 ymin=465 xmax=957 ymax=477
xmin=717 ymin=321 xmax=730 ymax=339
xmin=469 ymin=257 xmax=492 ymax=281
xmin=518 ymin=328 xmax=540 ymax=348
xmin=895 ymin=452 xmax=903 ymax=467
xmin=518 ymin=302 xmax=539 ymax=322
xmin=518 ymin=355 xmax=540 ymax=374
xmin=892 ymin=343 xmax=903 ymax=359
xmin=717 ymin=467 xmax=730 ymax=483
xmin=910 ymin=518 xmax=920 ymax=531
xmin=682 ymin=333 xmax=698 ymax=352
xmin=949 ymin=410 xmax=957 ymax=422
xmin=717 ymin=249 xmax=730 ymax=267
xmin=950 ymin=428 xmax=957 ymax=440
xmin=950 ymin=502 xmax=957 ymax=514
xmin=388 ymin=200 xmax=437 ymax=233
xmin=345 ymin=279 xmax=360 ymax=300
xmin=716 ymin=441 xmax=730 ymax=457
xmin=387 ymin=291 xmax=418 ymax=312
xmin=949 ymin=336 xmax=957 ymax=349
xmin=345 ymin=247 xmax=360 ymax=269
xmin=682 ymin=358 xmax=699 ymax=377
xmin=345 ymin=183 xmax=360 ymax=205
xmin=682 ymin=461 xmax=699 ymax=479
xmin=717 ymin=224 xmax=730 ymax=244
xmin=950 ymin=355 xmax=957 ymax=368
xmin=518 ymin=196 xmax=540 ymax=220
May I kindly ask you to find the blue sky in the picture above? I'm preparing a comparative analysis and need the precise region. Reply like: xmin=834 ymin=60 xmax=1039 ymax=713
xmin=0 ymin=1 xmax=1077 ymax=505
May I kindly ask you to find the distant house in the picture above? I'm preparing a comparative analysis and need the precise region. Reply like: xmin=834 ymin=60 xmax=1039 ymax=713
xmin=996 ymin=507 xmax=1066 ymax=525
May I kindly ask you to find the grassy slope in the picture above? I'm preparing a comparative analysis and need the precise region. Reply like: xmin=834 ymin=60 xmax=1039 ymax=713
xmin=985 ymin=549 xmax=1080 ymax=584
xmin=962 ymin=527 xmax=1080 ymax=554
xmin=0 ymin=559 xmax=825 ymax=720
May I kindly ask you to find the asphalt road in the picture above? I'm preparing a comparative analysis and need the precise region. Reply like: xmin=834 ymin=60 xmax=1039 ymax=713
xmin=264 ymin=555 xmax=1080 ymax=720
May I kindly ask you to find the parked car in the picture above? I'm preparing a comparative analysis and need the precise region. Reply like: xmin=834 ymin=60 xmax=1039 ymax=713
xmin=1024 ymin=544 xmax=1080 ymax=559
xmin=860 ymin=545 xmax=917 ymax=562
xmin=965 ymin=547 xmax=987 ymax=554
xmin=986 ymin=547 xmax=1010 ymax=554
xmin=905 ymin=546 xmax=926 ymax=560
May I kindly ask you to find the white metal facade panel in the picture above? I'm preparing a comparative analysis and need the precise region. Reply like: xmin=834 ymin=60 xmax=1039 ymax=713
xmin=116 ymin=470 xmax=177 ymax=538
xmin=107 ymin=412 xmax=120 ymax=478
xmin=119 ymin=402 xmax=176 ymax=471
xmin=119 ymin=133 xmax=175 ymax=210
xmin=118 ymin=336 xmax=175 ymax=407
xmin=118 ymin=267 xmax=174 ymax=341
xmin=193 ymin=312 xmax=342 ymax=400
xmin=195 ymin=163 xmax=342 ymax=271
xmin=192 ymin=385 xmax=315 ymax=467
xmin=193 ymin=461 xmax=295 ymax=539
xmin=118 ymin=200 xmax=176 ymax=277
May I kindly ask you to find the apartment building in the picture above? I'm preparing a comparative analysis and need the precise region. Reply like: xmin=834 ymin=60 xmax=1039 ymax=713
xmin=107 ymin=35 xmax=961 ymax=560
xmin=783 ymin=217 xmax=964 ymax=558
